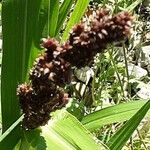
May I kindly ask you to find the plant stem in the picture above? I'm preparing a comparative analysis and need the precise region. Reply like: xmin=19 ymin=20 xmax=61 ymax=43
xmin=108 ymin=48 xmax=125 ymax=100
xmin=91 ymin=68 xmax=98 ymax=103
xmin=129 ymin=137 xmax=134 ymax=150
xmin=123 ymin=44 xmax=130 ymax=81
xmin=137 ymin=129 xmax=148 ymax=150
xmin=123 ymin=43 xmax=131 ymax=98
xmin=0 ymin=115 xmax=23 ymax=142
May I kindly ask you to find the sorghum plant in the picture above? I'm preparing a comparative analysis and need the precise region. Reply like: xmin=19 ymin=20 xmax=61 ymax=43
xmin=17 ymin=9 xmax=133 ymax=129
xmin=1 ymin=1 xmax=150 ymax=150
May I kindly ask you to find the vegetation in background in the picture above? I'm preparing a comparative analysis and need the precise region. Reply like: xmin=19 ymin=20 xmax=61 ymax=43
xmin=0 ymin=0 xmax=150 ymax=149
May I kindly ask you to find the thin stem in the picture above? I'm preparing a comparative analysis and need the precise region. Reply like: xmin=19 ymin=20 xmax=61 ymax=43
xmin=129 ymin=137 xmax=134 ymax=150
xmin=108 ymin=48 xmax=125 ymax=100
xmin=123 ymin=44 xmax=130 ymax=81
xmin=123 ymin=43 xmax=131 ymax=98
xmin=99 ymin=57 xmax=112 ymax=97
xmin=91 ymin=68 xmax=98 ymax=103
xmin=0 ymin=115 xmax=24 ymax=142
xmin=137 ymin=129 xmax=148 ymax=150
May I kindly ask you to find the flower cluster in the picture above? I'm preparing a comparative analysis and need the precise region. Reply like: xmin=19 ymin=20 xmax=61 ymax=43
xmin=17 ymin=39 xmax=70 ymax=129
xmin=17 ymin=8 xmax=133 ymax=129
xmin=62 ymin=9 xmax=133 ymax=67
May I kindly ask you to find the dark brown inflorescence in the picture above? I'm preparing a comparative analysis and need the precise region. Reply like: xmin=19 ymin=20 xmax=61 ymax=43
xmin=17 ymin=38 xmax=70 ymax=129
xmin=17 ymin=8 xmax=133 ymax=129
xmin=62 ymin=9 xmax=133 ymax=67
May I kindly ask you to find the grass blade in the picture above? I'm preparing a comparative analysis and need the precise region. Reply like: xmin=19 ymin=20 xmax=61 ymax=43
xmin=1 ymin=0 xmax=49 ymax=148
xmin=56 ymin=0 xmax=73 ymax=35
xmin=81 ymin=100 xmax=150 ymax=131
xmin=33 ymin=0 xmax=49 ymax=48
xmin=107 ymin=100 xmax=150 ymax=150
xmin=126 ymin=0 xmax=143 ymax=12
xmin=22 ymin=110 xmax=108 ymax=150
xmin=49 ymin=0 xmax=59 ymax=37
xmin=27 ymin=0 xmax=51 ymax=77
xmin=61 ymin=0 xmax=89 ymax=42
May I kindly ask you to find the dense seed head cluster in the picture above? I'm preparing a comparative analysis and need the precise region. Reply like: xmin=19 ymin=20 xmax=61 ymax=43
xmin=17 ymin=8 xmax=133 ymax=129
xmin=30 ymin=38 xmax=72 ymax=86
xmin=18 ymin=38 xmax=70 ymax=129
xmin=17 ymin=83 xmax=68 ymax=129
xmin=62 ymin=9 xmax=133 ymax=67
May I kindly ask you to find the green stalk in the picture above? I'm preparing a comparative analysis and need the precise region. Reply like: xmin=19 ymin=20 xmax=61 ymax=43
xmin=91 ymin=68 xmax=98 ymax=103
xmin=108 ymin=49 xmax=125 ymax=100
xmin=136 ymin=129 xmax=148 ymax=150
xmin=0 ymin=115 xmax=23 ymax=143
xmin=122 ymin=43 xmax=131 ymax=98
xmin=122 ymin=44 xmax=130 ymax=81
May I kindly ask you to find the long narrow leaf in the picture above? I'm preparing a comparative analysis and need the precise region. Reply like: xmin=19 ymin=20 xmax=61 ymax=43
xmin=125 ymin=0 xmax=143 ymax=12
xmin=49 ymin=0 xmax=59 ymax=37
xmin=22 ymin=110 xmax=108 ymax=150
xmin=56 ymin=0 xmax=73 ymax=35
xmin=82 ymin=100 xmax=150 ymax=131
xmin=1 ymin=0 xmax=49 ymax=149
xmin=33 ymin=0 xmax=49 ymax=48
xmin=62 ymin=0 xmax=89 ymax=42
xmin=107 ymin=100 xmax=150 ymax=150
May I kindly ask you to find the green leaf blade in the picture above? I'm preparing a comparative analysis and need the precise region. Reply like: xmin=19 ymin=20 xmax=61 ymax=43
xmin=107 ymin=100 xmax=150 ymax=150
xmin=62 ymin=0 xmax=89 ymax=42
xmin=49 ymin=0 xmax=59 ymax=37
xmin=82 ymin=100 xmax=150 ymax=131
xmin=56 ymin=0 xmax=73 ymax=35
xmin=1 ymin=0 xmax=49 ymax=148
xmin=23 ymin=110 xmax=107 ymax=150
xmin=126 ymin=0 xmax=143 ymax=12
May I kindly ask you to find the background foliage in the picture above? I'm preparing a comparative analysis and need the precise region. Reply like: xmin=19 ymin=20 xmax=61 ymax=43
xmin=0 ymin=0 xmax=150 ymax=149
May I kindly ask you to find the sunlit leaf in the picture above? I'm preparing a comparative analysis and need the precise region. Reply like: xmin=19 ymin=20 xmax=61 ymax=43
xmin=56 ymin=0 xmax=73 ymax=35
xmin=107 ymin=100 xmax=150 ymax=150
xmin=1 ymin=0 xmax=49 ymax=149
xmin=125 ymin=0 xmax=143 ymax=12
xmin=62 ymin=0 xmax=89 ymax=42
xmin=22 ymin=110 xmax=108 ymax=150
xmin=82 ymin=100 xmax=150 ymax=131
xmin=49 ymin=0 xmax=59 ymax=37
